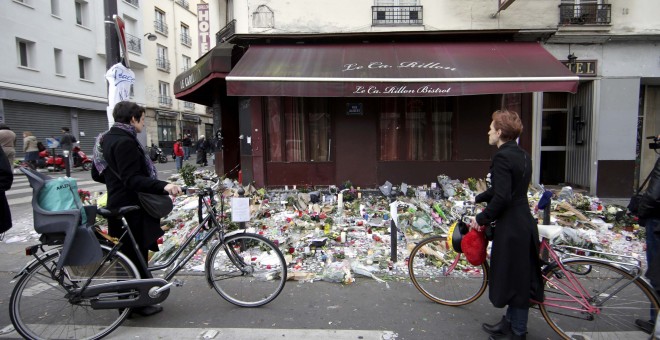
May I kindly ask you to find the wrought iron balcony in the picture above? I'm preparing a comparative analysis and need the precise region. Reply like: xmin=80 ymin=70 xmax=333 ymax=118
xmin=126 ymin=33 xmax=141 ymax=54
xmin=559 ymin=3 xmax=611 ymax=25
xmin=154 ymin=20 xmax=168 ymax=35
xmin=123 ymin=0 xmax=138 ymax=7
xmin=216 ymin=19 xmax=236 ymax=44
xmin=158 ymin=96 xmax=172 ymax=107
xmin=175 ymin=0 xmax=188 ymax=9
xmin=156 ymin=58 xmax=170 ymax=71
xmin=181 ymin=33 xmax=192 ymax=46
xmin=372 ymin=6 xmax=423 ymax=26
xmin=183 ymin=102 xmax=195 ymax=110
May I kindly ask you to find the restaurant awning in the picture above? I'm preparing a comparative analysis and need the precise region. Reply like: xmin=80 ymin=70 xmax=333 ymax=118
xmin=174 ymin=44 xmax=235 ymax=105
xmin=226 ymin=42 xmax=578 ymax=97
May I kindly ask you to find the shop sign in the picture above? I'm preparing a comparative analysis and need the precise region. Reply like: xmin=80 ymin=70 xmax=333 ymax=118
xmin=353 ymin=85 xmax=452 ymax=95
xmin=198 ymin=3 xmax=210 ymax=56
xmin=179 ymin=68 xmax=202 ymax=91
xmin=346 ymin=103 xmax=363 ymax=115
xmin=562 ymin=60 xmax=597 ymax=77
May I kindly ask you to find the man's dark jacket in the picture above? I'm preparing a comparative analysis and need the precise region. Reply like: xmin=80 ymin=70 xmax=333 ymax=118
xmin=0 ymin=147 xmax=13 ymax=233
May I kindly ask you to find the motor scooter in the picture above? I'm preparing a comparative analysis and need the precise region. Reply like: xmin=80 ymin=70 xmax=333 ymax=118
xmin=149 ymin=144 xmax=168 ymax=163
xmin=43 ymin=145 xmax=93 ymax=171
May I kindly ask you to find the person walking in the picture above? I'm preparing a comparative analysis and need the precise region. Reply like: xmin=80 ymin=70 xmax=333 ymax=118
xmin=195 ymin=135 xmax=209 ymax=167
xmin=173 ymin=139 xmax=184 ymax=171
xmin=472 ymin=109 xmax=543 ymax=340
xmin=60 ymin=127 xmax=76 ymax=169
xmin=22 ymin=131 xmax=39 ymax=169
xmin=0 ymin=146 xmax=13 ymax=235
xmin=91 ymin=101 xmax=182 ymax=317
xmin=182 ymin=134 xmax=192 ymax=161
xmin=0 ymin=123 xmax=16 ymax=166
xmin=636 ymin=137 xmax=660 ymax=334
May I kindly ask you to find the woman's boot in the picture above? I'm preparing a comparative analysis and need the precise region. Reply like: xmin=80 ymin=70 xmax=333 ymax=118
xmin=482 ymin=316 xmax=511 ymax=336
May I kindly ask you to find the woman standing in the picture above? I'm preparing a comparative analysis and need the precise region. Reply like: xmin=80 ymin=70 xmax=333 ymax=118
xmin=473 ymin=109 xmax=543 ymax=340
xmin=91 ymin=101 xmax=181 ymax=317
xmin=0 ymin=123 xmax=16 ymax=166
xmin=22 ymin=131 xmax=39 ymax=169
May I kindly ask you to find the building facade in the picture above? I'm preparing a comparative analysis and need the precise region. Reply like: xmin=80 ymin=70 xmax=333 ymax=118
xmin=175 ymin=0 xmax=660 ymax=197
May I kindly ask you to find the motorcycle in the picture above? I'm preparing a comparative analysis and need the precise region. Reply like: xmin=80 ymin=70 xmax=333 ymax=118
xmin=149 ymin=144 xmax=168 ymax=163
xmin=43 ymin=145 xmax=93 ymax=171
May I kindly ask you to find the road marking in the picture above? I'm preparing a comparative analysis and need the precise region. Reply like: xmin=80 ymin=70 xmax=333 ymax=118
xmin=0 ymin=326 xmax=394 ymax=339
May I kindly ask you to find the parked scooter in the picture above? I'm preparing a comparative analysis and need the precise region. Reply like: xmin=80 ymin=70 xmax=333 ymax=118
xmin=43 ymin=145 xmax=93 ymax=171
xmin=149 ymin=143 xmax=168 ymax=163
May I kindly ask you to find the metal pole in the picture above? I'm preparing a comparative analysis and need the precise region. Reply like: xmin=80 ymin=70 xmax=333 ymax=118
xmin=63 ymin=150 xmax=71 ymax=177
xmin=390 ymin=195 xmax=397 ymax=263
xmin=104 ymin=0 xmax=121 ymax=71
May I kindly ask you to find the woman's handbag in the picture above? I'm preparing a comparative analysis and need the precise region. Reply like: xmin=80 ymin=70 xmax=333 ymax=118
xmin=137 ymin=192 xmax=173 ymax=219
xmin=107 ymin=167 xmax=173 ymax=219
xmin=628 ymin=171 xmax=653 ymax=215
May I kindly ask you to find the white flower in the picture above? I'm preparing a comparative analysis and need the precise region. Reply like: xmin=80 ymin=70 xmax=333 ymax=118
xmin=607 ymin=206 xmax=617 ymax=214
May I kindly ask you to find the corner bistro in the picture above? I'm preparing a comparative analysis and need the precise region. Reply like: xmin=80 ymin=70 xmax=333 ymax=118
xmin=175 ymin=35 xmax=578 ymax=189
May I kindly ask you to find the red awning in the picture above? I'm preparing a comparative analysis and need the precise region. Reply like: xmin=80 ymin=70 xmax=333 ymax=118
xmin=226 ymin=42 xmax=578 ymax=97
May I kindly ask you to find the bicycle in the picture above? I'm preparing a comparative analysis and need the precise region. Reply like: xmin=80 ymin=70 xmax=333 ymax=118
xmin=10 ymin=168 xmax=287 ymax=340
xmin=408 ymin=210 xmax=660 ymax=339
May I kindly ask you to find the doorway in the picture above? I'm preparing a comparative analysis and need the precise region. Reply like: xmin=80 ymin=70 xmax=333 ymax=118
xmin=539 ymin=93 xmax=568 ymax=185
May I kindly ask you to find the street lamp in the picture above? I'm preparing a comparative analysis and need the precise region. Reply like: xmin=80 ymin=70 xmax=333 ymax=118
xmin=144 ymin=33 xmax=157 ymax=41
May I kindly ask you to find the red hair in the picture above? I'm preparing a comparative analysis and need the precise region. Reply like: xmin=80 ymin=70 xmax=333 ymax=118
xmin=492 ymin=109 xmax=523 ymax=142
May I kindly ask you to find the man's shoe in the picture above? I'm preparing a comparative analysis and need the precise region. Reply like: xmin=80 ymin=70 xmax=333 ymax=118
xmin=129 ymin=305 xmax=163 ymax=318
xmin=635 ymin=319 xmax=655 ymax=334
xmin=482 ymin=316 xmax=511 ymax=336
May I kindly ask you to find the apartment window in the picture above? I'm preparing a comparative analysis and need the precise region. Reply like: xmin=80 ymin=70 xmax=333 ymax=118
xmin=156 ymin=44 xmax=169 ymax=71
xmin=54 ymin=48 xmax=63 ymax=74
xmin=373 ymin=0 xmax=423 ymax=26
xmin=78 ymin=56 xmax=91 ymax=80
xmin=265 ymin=97 xmax=332 ymax=162
xmin=182 ymin=55 xmax=191 ymax=71
xmin=50 ymin=0 xmax=60 ymax=16
xmin=180 ymin=23 xmax=191 ymax=46
xmin=75 ymin=0 xmax=88 ymax=26
xmin=175 ymin=0 xmax=189 ymax=9
xmin=158 ymin=81 xmax=172 ymax=107
xmin=379 ymin=98 xmax=453 ymax=161
xmin=14 ymin=0 xmax=33 ymax=6
xmin=155 ymin=8 xmax=168 ymax=35
xmin=123 ymin=0 xmax=139 ymax=7
xmin=16 ymin=38 xmax=34 ymax=68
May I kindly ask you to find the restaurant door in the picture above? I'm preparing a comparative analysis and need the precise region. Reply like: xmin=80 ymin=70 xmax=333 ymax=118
xmin=539 ymin=93 xmax=568 ymax=186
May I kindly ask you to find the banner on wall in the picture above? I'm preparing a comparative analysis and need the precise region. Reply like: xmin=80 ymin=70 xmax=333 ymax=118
xmin=198 ymin=3 xmax=210 ymax=56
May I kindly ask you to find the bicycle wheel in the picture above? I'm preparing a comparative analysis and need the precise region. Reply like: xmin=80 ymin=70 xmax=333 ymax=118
xmin=206 ymin=233 xmax=287 ymax=307
xmin=540 ymin=259 xmax=660 ymax=340
xmin=10 ymin=245 xmax=140 ymax=340
xmin=408 ymin=236 xmax=488 ymax=306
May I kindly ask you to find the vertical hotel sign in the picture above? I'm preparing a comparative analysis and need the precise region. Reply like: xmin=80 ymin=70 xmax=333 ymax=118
xmin=198 ymin=3 xmax=210 ymax=56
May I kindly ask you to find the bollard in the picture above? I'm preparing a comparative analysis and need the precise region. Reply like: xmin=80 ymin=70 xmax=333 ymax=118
xmin=390 ymin=195 xmax=397 ymax=263
xmin=238 ymin=186 xmax=246 ymax=230
xmin=63 ymin=149 xmax=71 ymax=177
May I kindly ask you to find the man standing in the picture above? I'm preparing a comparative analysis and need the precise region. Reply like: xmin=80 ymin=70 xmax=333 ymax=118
xmin=173 ymin=139 xmax=184 ymax=171
xmin=60 ymin=127 xmax=76 ymax=170
xmin=182 ymin=134 xmax=192 ymax=161
xmin=0 ymin=146 xmax=13 ymax=235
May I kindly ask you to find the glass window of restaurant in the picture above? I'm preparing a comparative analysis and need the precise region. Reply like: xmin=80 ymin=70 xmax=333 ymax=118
xmin=265 ymin=97 xmax=332 ymax=162
xmin=158 ymin=117 xmax=176 ymax=142
xmin=379 ymin=97 xmax=453 ymax=161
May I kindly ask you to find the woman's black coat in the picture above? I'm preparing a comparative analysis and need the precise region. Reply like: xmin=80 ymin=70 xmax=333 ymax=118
xmin=0 ymin=146 xmax=13 ymax=233
xmin=92 ymin=127 xmax=167 ymax=257
xmin=475 ymin=141 xmax=543 ymax=308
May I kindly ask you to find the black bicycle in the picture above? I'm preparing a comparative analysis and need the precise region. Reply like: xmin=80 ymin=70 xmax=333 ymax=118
xmin=10 ymin=169 xmax=287 ymax=340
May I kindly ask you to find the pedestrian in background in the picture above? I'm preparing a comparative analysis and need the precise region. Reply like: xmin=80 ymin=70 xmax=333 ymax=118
xmin=182 ymin=134 xmax=192 ymax=161
xmin=0 ymin=146 xmax=13 ymax=235
xmin=0 ymin=123 xmax=16 ymax=166
xmin=91 ymin=101 xmax=181 ymax=317
xmin=636 ymin=135 xmax=660 ymax=334
xmin=22 ymin=131 xmax=39 ymax=169
xmin=60 ymin=127 xmax=76 ymax=169
xmin=196 ymin=135 xmax=209 ymax=167
xmin=473 ymin=109 xmax=543 ymax=340
xmin=173 ymin=138 xmax=184 ymax=171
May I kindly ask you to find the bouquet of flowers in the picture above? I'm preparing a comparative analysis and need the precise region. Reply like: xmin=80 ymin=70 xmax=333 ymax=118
xmin=78 ymin=189 xmax=91 ymax=204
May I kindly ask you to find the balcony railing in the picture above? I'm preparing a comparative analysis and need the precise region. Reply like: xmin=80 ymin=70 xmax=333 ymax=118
xmin=559 ymin=3 xmax=611 ymax=25
xmin=154 ymin=20 xmax=168 ymax=35
xmin=372 ymin=6 xmax=423 ymax=26
xmin=126 ymin=33 xmax=141 ymax=54
xmin=181 ymin=33 xmax=192 ymax=46
xmin=183 ymin=102 xmax=195 ymax=110
xmin=156 ymin=58 xmax=170 ymax=71
xmin=175 ymin=0 xmax=188 ymax=9
xmin=123 ymin=0 xmax=138 ymax=7
xmin=158 ymin=96 xmax=172 ymax=107
xmin=216 ymin=19 xmax=236 ymax=44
